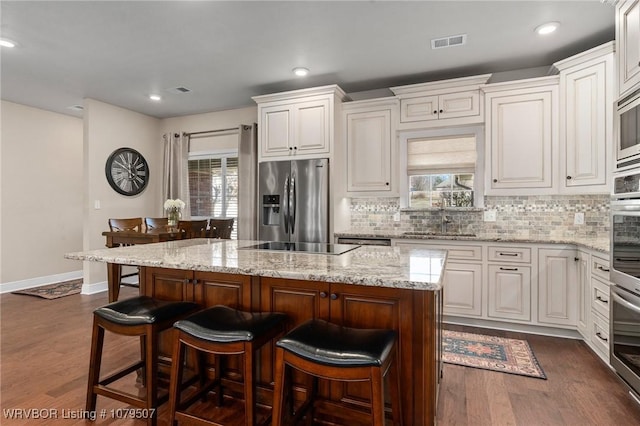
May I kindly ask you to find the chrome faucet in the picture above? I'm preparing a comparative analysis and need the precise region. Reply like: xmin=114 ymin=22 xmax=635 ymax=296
xmin=441 ymin=214 xmax=452 ymax=234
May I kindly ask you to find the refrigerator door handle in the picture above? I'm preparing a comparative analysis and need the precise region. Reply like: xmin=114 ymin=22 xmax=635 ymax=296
xmin=283 ymin=174 xmax=290 ymax=234
xmin=290 ymin=173 xmax=296 ymax=234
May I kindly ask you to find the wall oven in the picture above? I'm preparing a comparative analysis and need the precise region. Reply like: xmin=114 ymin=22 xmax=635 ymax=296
xmin=610 ymin=170 xmax=640 ymax=402
xmin=616 ymin=87 xmax=640 ymax=170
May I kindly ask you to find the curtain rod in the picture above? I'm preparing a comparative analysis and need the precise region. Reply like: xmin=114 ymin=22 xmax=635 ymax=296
xmin=182 ymin=127 xmax=239 ymax=137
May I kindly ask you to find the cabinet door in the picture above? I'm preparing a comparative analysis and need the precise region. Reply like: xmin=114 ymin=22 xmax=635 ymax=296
xmin=329 ymin=283 xmax=414 ymax=426
xmin=577 ymin=253 xmax=591 ymax=338
xmin=346 ymin=109 xmax=392 ymax=192
xmin=261 ymin=104 xmax=293 ymax=158
xmin=258 ymin=278 xmax=330 ymax=391
xmin=438 ymin=91 xmax=480 ymax=119
xmin=400 ymin=95 xmax=439 ymax=123
xmin=487 ymin=264 xmax=531 ymax=321
xmin=487 ymin=89 xmax=556 ymax=192
xmin=563 ymin=59 xmax=610 ymax=189
xmin=442 ymin=262 xmax=483 ymax=317
xmin=538 ymin=249 xmax=578 ymax=326
xmin=617 ymin=0 xmax=640 ymax=96
xmin=143 ymin=266 xmax=193 ymax=301
xmin=295 ymin=98 xmax=330 ymax=154
xmin=194 ymin=271 xmax=252 ymax=310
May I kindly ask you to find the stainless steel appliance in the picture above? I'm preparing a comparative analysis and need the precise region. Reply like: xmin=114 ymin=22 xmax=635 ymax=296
xmin=241 ymin=241 xmax=359 ymax=255
xmin=610 ymin=170 xmax=640 ymax=401
xmin=616 ymin=87 xmax=640 ymax=170
xmin=258 ymin=158 xmax=329 ymax=244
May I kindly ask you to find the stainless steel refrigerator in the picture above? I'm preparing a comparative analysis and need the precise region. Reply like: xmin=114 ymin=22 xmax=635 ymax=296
xmin=258 ymin=158 xmax=329 ymax=243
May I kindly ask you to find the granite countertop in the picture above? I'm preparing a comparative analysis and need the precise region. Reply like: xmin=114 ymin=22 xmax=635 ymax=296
xmin=65 ymin=239 xmax=447 ymax=291
xmin=334 ymin=229 xmax=610 ymax=253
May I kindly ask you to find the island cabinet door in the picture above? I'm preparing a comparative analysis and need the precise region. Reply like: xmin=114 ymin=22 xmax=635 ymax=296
xmin=193 ymin=271 xmax=252 ymax=310
xmin=258 ymin=278 xmax=331 ymax=395
xmin=328 ymin=284 xmax=415 ymax=426
xmin=142 ymin=266 xmax=194 ymax=301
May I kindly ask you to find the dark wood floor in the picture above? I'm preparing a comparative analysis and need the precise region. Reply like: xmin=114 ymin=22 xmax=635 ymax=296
xmin=1 ymin=286 xmax=640 ymax=425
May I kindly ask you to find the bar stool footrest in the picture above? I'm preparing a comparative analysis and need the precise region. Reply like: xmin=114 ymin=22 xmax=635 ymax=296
xmin=98 ymin=361 xmax=144 ymax=386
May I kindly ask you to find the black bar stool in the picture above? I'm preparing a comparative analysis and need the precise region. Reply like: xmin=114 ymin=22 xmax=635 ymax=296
xmin=168 ymin=305 xmax=287 ymax=426
xmin=271 ymin=319 xmax=403 ymax=426
xmin=86 ymin=296 xmax=200 ymax=426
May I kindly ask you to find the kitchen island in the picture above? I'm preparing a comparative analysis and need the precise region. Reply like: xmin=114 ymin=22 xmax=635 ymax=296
xmin=66 ymin=239 xmax=447 ymax=425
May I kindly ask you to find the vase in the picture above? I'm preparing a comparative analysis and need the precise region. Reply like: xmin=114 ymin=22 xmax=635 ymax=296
xmin=167 ymin=210 xmax=181 ymax=230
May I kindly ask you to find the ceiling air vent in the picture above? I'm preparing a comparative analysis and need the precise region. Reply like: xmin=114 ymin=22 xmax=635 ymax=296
xmin=431 ymin=34 xmax=467 ymax=50
xmin=166 ymin=86 xmax=192 ymax=94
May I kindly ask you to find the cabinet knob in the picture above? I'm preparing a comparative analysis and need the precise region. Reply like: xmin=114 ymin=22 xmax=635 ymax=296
xmin=433 ymin=110 xmax=438 ymax=115
xmin=294 ymin=146 xmax=297 ymax=150
xmin=566 ymin=175 xmax=572 ymax=180
xmin=320 ymin=291 xmax=327 ymax=298
xmin=439 ymin=109 xmax=444 ymax=113
xmin=330 ymin=293 xmax=338 ymax=300
xmin=385 ymin=182 xmax=389 ymax=186
xmin=289 ymin=147 xmax=293 ymax=150
xmin=493 ymin=178 xmax=498 ymax=183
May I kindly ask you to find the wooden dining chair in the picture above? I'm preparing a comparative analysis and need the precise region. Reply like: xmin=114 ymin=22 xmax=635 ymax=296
xmin=108 ymin=217 xmax=143 ymax=232
xmin=208 ymin=218 xmax=235 ymax=239
xmin=178 ymin=220 xmax=208 ymax=239
xmin=107 ymin=218 xmax=143 ymax=295
xmin=144 ymin=217 xmax=168 ymax=231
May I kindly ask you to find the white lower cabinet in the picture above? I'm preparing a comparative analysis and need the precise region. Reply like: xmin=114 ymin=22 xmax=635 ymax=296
xmin=487 ymin=264 xmax=531 ymax=321
xmin=391 ymin=239 xmax=610 ymax=363
xmin=443 ymin=262 xmax=483 ymax=317
xmin=537 ymin=248 xmax=578 ymax=327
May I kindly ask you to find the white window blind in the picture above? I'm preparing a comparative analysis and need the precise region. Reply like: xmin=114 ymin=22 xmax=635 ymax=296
xmin=407 ymin=135 xmax=477 ymax=174
xmin=188 ymin=156 xmax=238 ymax=238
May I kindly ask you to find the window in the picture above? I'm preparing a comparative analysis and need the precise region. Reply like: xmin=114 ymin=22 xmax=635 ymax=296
xmin=400 ymin=126 xmax=483 ymax=208
xmin=188 ymin=154 xmax=238 ymax=238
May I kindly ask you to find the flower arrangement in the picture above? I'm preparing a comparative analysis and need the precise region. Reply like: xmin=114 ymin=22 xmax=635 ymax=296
xmin=164 ymin=198 xmax=185 ymax=228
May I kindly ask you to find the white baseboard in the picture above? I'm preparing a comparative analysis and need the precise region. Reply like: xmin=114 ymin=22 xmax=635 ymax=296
xmin=81 ymin=281 xmax=107 ymax=295
xmin=443 ymin=315 xmax=582 ymax=340
xmin=0 ymin=270 xmax=83 ymax=294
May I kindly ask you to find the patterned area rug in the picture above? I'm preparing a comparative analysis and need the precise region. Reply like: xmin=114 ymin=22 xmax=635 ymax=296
xmin=12 ymin=279 xmax=83 ymax=299
xmin=443 ymin=329 xmax=547 ymax=379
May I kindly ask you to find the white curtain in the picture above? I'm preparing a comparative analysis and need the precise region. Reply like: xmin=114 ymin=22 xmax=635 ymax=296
xmin=162 ymin=132 xmax=191 ymax=218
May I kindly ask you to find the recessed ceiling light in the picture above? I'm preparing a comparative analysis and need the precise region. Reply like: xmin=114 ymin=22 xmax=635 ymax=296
xmin=0 ymin=38 xmax=17 ymax=48
xmin=67 ymin=105 xmax=84 ymax=111
xmin=535 ymin=22 xmax=560 ymax=35
xmin=149 ymin=94 xmax=162 ymax=101
xmin=292 ymin=67 xmax=309 ymax=77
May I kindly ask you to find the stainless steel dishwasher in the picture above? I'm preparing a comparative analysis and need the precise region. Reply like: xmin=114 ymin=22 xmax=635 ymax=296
xmin=336 ymin=237 xmax=392 ymax=246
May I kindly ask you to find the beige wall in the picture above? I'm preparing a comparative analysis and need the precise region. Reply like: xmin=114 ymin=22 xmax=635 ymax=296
xmin=0 ymin=101 xmax=83 ymax=284
xmin=160 ymin=106 xmax=257 ymax=135
xmin=82 ymin=99 xmax=162 ymax=289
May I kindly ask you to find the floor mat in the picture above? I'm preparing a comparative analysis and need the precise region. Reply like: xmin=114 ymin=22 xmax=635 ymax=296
xmin=12 ymin=279 xmax=83 ymax=299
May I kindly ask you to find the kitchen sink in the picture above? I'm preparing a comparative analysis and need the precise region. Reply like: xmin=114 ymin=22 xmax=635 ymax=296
xmin=402 ymin=231 xmax=476 ymax=237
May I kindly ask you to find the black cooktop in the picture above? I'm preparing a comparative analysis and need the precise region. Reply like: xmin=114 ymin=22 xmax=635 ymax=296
xmin=241 ymin=241 xmax=360 ymax=255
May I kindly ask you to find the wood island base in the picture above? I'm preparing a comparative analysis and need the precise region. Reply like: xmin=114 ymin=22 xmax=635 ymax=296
xmin=141 ymin=266 xmax=443 ymax=426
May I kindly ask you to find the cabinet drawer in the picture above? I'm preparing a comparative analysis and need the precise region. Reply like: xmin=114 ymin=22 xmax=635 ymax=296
xmin=396 ymin=242 xmax=482 ymax=261
xmin=591 ymin=277 xmax=610 ymax=319
xmin=591 ymin=255 xmax=610 ymax=281
xmin=488 ymin=246 xmax=531 ymax=263
xmin=590 ymin=311 xmax=609 ymax=356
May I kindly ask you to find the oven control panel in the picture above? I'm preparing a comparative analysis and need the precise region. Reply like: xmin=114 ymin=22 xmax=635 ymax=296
xmin=614 ymin=172 xmax=640 ymax=198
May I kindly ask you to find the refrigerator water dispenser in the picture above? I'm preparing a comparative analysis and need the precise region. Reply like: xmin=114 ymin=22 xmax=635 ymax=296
xmin=262 ymin=194 xmax=280 ymax=225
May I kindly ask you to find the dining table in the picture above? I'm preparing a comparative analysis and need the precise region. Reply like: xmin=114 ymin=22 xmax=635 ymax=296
xmin=102 ymin=229 xmax=183 ymax=302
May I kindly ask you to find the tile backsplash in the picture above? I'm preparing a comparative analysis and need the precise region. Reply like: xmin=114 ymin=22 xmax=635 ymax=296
xmin=349 ymin=195 xmax=610 ymax=239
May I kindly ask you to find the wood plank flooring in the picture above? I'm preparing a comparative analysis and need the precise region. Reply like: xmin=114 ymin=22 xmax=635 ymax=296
xmin=1 ymin=287 xmax=640 ymax=425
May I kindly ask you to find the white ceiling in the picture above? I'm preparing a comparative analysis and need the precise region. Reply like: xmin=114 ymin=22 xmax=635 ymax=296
xmin=0 ymin=1 xmax=616 ymax=119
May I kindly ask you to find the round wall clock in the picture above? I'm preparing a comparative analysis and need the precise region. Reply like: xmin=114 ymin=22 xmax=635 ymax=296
xmin=105 ymin=147 xmax=149 ymax=196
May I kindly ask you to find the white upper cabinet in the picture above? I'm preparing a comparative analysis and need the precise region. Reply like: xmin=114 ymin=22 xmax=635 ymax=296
xmin=253 ymin=85 xmax=347 ymax=162
xmin=483 ymin=77 xmax=559 ymax=195
xmin=617 ymin=0 xmax=640 ymax=97
xmin=391 ymin=74 xmax=491 ymax=130
xmin=343 ymin=98 xmax=399 ymax=194
xmin=553 ymin=42 xmax=615 ymax=194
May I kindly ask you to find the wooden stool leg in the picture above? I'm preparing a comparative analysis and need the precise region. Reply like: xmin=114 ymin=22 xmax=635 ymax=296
xmin=168 ymin=336 xmax=186 ymax=426
xmin=370 ymin=366 xmax=385 ymax=426
xmin=243 ymin=343 xmax=255 ymax=426
xmin=271 ymin=347 xmax=286 ymax=426
xmin=85 ymin=320 xmax=104 ymax=412
xmin=215 ymin=354 xmax=224 ymax=406
xmin=145 ymin=326 xmax=158 ymax=426
xmin=387 ymin=350 xmax=403 ymax=426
